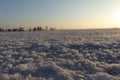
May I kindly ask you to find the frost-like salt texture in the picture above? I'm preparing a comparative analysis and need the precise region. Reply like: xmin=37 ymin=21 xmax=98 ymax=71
xmin=0 ymin=29 xmax=120 ymax=80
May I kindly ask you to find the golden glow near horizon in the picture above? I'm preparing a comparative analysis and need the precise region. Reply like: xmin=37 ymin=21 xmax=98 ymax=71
xmin=114 ymin=10 xmax=120 ymax=27
xmin=112 ymin=5 xmax=120 ymax=28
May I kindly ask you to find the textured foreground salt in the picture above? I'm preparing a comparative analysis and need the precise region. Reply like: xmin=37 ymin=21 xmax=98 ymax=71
xmin=0 ymin=29 xmax=120 ymax=80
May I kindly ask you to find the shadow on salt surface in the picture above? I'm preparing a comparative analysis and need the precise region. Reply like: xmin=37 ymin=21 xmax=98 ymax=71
xmin=7 ymin=38 xmax=64 ymax=52
xmin=68 ymin=42 xmax=120 ymax=51
xmin=67 ymin=43 xmax=120 ymax=64
xmin=25 ymin=43 xmax=49 ymax=52
xmin=2 ymin=43 xmax=49 ymax=52
xmin=68 ymin=43 xmax=107 ymax=51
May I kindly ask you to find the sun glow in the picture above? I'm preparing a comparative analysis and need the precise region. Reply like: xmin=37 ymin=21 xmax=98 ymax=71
xmin=114 ymin=10 xmax=120 ymax=27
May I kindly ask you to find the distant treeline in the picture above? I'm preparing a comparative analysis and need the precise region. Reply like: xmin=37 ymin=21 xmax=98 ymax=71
xmin=29 ymin=26 xmax=56 ymax=31
xmin=0 ymin=26 xmax=56 ymax=32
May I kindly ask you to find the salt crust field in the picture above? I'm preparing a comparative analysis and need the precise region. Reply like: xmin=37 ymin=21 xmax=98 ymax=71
xmin=0 ymin=29 xmax=120 ymax=80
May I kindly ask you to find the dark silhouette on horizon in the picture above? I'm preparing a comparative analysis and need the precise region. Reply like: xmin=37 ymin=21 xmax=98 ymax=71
xmin=0 ymin=26 xmax=56 ymax=32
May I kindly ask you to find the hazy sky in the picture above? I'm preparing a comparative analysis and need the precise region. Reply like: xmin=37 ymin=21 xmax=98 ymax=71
xmin=0 ymin=0 xmax=120 ymax=29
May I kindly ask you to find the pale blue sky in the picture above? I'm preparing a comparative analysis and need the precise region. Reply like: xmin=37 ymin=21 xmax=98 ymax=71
xmin=0 ymin=0 xmax=120 ymax=29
